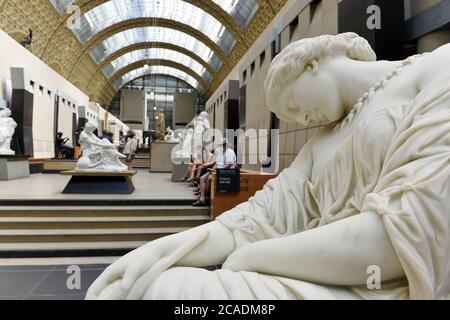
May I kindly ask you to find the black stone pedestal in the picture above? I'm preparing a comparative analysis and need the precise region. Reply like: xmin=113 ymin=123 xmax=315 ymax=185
xmin=60 ymin=171 xmax=136 ymax=194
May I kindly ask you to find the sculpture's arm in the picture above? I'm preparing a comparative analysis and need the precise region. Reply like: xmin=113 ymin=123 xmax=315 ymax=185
xmin=223 ymin=211 xmax=404 ymax=286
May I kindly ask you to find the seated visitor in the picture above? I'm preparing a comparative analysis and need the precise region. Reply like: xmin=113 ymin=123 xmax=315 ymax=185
xmin=193 ymin=139 xmax=236 ymax=207
xmin=56 ymin=132 xmax=74 ymax=159
xmin=192 ymin=148 xmax=216 ymax=194
xmin=123 ymin=131 xmax=138 ymax=171
xmin=87 ymin=33 xmax=450 ymax=300
xmin=184 ymin=148 xmax=215 ymax=183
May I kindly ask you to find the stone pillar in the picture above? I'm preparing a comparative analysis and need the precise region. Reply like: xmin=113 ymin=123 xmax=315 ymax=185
xmin=411 ymin=0 xmax=450 ymax=52
xmin=10 ymin=67 xmax=34 ymax=156
xmin=338 ymin=0 xmax=405 ymax=60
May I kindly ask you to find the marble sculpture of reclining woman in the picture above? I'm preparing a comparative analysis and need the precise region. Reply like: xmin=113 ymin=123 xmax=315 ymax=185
xmin=87 ymin=33 xmax=450 ymax=300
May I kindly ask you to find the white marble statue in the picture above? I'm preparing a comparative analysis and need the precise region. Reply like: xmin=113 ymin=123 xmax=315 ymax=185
xmin=192 ymin=113 xmax=212 ymax=163
xmin=87 ymin=33 xmax=450 ymax=300
xmin=164 ymin=126 xmax=179 ymax=143
xmin=0 ymin=108 xmax=17 ymax=155
xmin=174 ymin=128 xmax=194 ymax=159
xmin=76 ymin=123 xmax=128 ymax=172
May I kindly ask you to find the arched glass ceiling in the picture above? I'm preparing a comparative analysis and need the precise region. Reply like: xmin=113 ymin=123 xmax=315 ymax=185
xmin=70 ymin=0 xmax=236 ymax=53
xmin=50 ymin=0 xmax=259 ymax=28
xmin=213 ymin=0 xmax=259 ymax=28
xmin=115 ymin=66 xmax=204 ymax=94
xmin=103 ymin=48 xmax=212 ymax=83
xmin=90 ymin=27 xmax=222 ymax=71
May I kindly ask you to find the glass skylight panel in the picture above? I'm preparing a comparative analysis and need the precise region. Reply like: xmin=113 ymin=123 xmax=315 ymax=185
xmin=49 ymin=0 xmax=73 ymax=14
xmin=115 ymin=66 xmax=204 ymax=93
xmin=213 ymin=0 xmax=260 ymax=27
xmin=90 ymin=27 xmax=222 ymax=71
xmin=103 ymin=48 xmax=212 ymax=83
xmin=72 ymin=0 xmax=236 ymax=53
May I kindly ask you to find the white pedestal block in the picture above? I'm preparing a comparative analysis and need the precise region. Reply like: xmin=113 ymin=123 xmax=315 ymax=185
xmin=172 ymin=160 xmax=190 ymax=182
xmin=150 ymin=142 xmax=178 ymax=173
xmin=0 ymin=156 xmax=30 ymax=181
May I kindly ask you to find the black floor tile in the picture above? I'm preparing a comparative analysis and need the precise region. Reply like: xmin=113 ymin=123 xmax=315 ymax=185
xmin=29 ymin=269 xmax=104 ymax=297
xmin=0 ymin=271 xmax=49 ymax=297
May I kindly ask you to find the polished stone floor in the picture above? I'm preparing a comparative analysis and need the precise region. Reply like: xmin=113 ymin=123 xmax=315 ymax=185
xmin=0 ymin=257 xmax=219 ymax=300
xmin=0 ymin=171 xmax=195 ymax=201
xmin=0 ymin=261 xmax=109 ymax=300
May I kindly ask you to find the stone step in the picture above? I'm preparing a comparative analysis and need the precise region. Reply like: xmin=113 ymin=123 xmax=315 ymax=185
xmin=0 ymin=227 xmax=188 ymax=243
xmin=0 ymin=215 xmax=210 ymax=229
xmin=0 ymin=241 xmax=147 ymax=258
xmin=0 ymin=206 xmax=208 ymax=217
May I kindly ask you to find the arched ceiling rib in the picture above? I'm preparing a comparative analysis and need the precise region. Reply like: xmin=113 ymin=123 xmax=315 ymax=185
xmin=67 ymin=17 xmax=231 ymax=80
xmin=120 ymin=73 xmax=198 ymax=93
xmin=106 ymin=60 xmax=209 ymax=93
xmin=88 ymin=42 xmax=216 ymax=88
xmin=103 ymin=48 xmax=213 ymax=83
xmin=69 ymin=0 xmax=246 ymax=43
xmin=118 ymin=72 xmax=202 ymax=94
xmin=90 ymin=27 xmax=222 ymax=71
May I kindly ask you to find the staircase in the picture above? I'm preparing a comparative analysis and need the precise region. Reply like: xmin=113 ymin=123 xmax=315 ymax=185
xmin=0 ymin=202 xmax=210 ymax=258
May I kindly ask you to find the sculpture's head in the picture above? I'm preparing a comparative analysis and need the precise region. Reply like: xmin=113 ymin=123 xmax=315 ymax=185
xmin=84 ymin=123 xmax=96 ymax=133
xmin=265 ymin=33 xmax=376 ymax=126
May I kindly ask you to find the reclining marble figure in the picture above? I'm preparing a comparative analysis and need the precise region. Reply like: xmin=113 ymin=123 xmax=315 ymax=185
xmin=0 ymin=108 xmax=17 ymax=155
xmin=76 ymin=123 xmax=128 ymax=172
xmin=87 ymin=33 xmax=450 ymax=300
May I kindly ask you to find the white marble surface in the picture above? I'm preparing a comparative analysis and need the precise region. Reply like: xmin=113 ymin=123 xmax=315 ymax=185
xmin=76 ymin=123 xmax=128 ymax=172
xmin=0 ymin=108 xmax=16 ymax=155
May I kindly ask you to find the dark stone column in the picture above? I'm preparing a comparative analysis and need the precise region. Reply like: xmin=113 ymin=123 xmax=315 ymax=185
xmin=10 ymin=68 xmax=34 ymax=156
xmin=338 ymin=0 xmax=406 ymax=60
xmin=53 ymin=95 xmax=60 ymax=157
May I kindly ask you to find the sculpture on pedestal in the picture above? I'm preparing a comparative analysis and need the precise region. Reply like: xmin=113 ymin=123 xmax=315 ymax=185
xmin=76 ymin=123 xmax=128 ymax=172
xmin=0 ymin=108 xmax=17 ymax=155
xmin=155 ymin=109 xmax=166 ymax=141
xmin=164 ymin=126 xmax=179 ymax=143
xmin=87 ymin=33 xmax=450 ymax=300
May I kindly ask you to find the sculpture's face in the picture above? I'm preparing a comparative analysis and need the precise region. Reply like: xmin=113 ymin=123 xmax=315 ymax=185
xmin=275 ymin=66 xmax=344 ymax=126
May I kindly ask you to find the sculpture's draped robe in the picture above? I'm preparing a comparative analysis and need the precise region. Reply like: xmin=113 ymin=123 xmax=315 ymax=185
xmin=143 ymin=77 xmax=450 ymax=300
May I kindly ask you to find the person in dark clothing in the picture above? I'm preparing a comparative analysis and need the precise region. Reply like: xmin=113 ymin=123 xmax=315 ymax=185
xmin=56 ymin=132 xmax=74 ymax=159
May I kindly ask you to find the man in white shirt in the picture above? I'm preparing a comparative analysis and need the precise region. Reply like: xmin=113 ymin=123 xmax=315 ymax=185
xmin=123 ymin=131 xmax=138 ymax=171
xmin=193 ymin=138 xmax=237 ymax=206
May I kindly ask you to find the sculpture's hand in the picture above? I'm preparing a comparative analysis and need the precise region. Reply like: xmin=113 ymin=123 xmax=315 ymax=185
xmin=86 ymin=242 xmax=163 ymax=300
xmin=86 ymin=228 xmax=211 ymax=300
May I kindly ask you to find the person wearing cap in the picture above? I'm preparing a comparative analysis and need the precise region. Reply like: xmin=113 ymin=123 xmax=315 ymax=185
xmin=193 ymin=137 xmax=237 ymax=207
xmin=123 ymin=131 xmax=138 ymax=171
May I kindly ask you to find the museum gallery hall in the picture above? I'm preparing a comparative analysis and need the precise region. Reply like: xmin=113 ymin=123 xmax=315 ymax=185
xmin=0 ymin=0 xmax=449 ymax=301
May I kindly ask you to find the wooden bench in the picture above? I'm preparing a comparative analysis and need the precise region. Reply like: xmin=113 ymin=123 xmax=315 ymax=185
xmin=210 ymin=170 xmax=277 ymax=220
